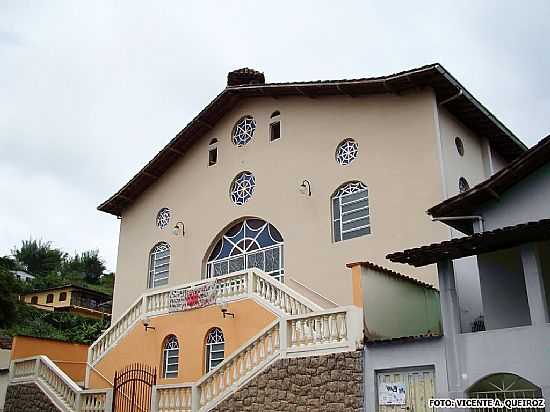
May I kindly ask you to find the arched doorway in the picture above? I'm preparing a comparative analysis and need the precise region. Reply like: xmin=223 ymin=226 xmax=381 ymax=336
xmin=206 ymin=218 xmax=284 ymax=282
xmin=468 ymin=373 xmax=544 ymax=409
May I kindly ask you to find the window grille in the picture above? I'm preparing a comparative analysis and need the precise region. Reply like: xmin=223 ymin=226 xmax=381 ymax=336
xmin=162 ymin=335 xmax=179 ymax=378
xmin=335 ymin=139 xmax=359 ymax=165
xmin=232 ymin=116 xmax=256 ymax=146
xmin=230 ymin=172 xmax=256 ymax=206
xmin=156 ymin=208 xmax=171 ymax=229
xmin=332 ymin=181 xmax=370 ymax=242
xmin=205 ymin=328 xmax=224 ymax=372
xmin=149 ymin=242 xmax=170 ymax=288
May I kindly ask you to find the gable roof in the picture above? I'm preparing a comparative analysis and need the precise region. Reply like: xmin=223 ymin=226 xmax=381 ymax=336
xmin=428 ymin=134 xmax=550 ymax=233
xmin=98 ymin=63 xmax=527 ymax=217
xmin=22 ymin=283 xmax=112 ymax=299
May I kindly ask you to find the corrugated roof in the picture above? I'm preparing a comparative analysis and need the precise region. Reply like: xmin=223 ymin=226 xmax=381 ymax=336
xmin=365 ymin=334 xmax=442 ymax=345
xmin=428 ymin=134 xmax=550 ymax=233
xmin=98 ymin=63 xmax=527 ymax=217
xmin=387 ymin=218 xmax=550 ymax=267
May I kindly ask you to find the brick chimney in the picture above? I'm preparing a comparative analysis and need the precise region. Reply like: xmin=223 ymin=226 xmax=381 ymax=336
xmin=227 ymin=68 xmax=265 ymax=87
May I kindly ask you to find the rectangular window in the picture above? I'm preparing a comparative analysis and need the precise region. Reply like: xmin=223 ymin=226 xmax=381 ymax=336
xmin=270 ymin=121 xmax=281 ymax=141
xmin=208 ymin=148 xmax=217 ymax=166
xmin=46 ymin=294 xmax=54 ymax=303
xmin=163 ymin=348 xmax=179 ymax=378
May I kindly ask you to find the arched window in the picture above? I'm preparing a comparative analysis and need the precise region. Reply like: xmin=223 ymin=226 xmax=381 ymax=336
xmin=206 ymin=218 xmax=284 ymax=282
xmin=468 ymin=373 xmax=543 ymax=402
xmin=31 ymin=296 xmax=38 ymax=304
xmin=332 ymin=181 xmax=371 ymax=242
xmin=205 ymin=328 xmax=224 ymax=373
xmin=269 ymin=111 xmax=281 ymax=142
xmin=46 ymin=293 xmax=54 ymax=304
xmin=208 ymin=138 xmax=218 ymax=166
xmin=149 ymin=242 xmax=170 ymax=288
xmin=162 ymin=335 xmax=179 ymax=378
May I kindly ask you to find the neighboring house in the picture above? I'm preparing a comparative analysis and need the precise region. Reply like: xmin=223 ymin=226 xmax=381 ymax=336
xmin=20 ymin=284 xmax=112 ymax=319
xmin=10 ymin=270 xmax=34 ymax=283
xmin=0 ymin=337 xmax=12 ymax=412
xmin=4 ymin=66 xmax=531 ymax=412
xmin=377 ymin=133 xmax=550 ymax=409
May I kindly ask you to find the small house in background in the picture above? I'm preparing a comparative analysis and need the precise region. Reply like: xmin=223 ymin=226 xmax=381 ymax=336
xmin=10 ymin=270 xmax=35 ymax=283
xmin=20 ymin=284 xmax=112 ymax=320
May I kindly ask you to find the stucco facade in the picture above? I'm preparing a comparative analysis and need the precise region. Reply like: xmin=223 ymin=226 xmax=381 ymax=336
xmin=111 ymin=88 xmax=506 ymax=321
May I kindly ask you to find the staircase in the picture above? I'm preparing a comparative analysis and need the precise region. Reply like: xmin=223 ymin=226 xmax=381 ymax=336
xmin=88 ymin=269 xmax=322 ymax=369
xmin=9 ymin=269 xmax=363 ymax=412
xmin=9 ymin=355 xmax=112 ymax=412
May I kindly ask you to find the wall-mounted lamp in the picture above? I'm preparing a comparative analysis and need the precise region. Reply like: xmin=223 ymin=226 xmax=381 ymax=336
xmin=172 ymin=221 xmax=185 ymax=237
xmin=142 ymin=317 xmax=156 ymax=332
xmin=299 ymin=179 xmax=312 ymax=196
xmin=219 ymin=302 xmax=235 ymax=319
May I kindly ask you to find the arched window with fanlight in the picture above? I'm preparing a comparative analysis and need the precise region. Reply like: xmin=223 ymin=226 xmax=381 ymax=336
xmin=206 ymin=218 xmax=284 ymax=282
xmin=269 ymin=111 xmax=281 ymax=142
xmin=162 ymin=335 xmax=179 ymax=378
xmin=205 ymin=328 xmax=224 ymax=373
xmin=148 ymin=242 xmax=170 ymax=288
xmin=332 ymin=181 xmax=371 ymax=242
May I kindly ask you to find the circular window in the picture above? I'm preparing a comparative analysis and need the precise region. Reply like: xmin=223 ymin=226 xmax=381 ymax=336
xmin=232 ymin=116 xmax=256 ymax=146
xmin=336 ymin=139 xmax=359 ymax=165
xmin=156 ymin=208 xmax=171 ymax=229
xmin=230 ymin=172 xmax=256 ymax=205
xmin=459 ymin=177 xmax=470 ymax=193
xmin=455 ymin=137 xmax=465 ymax=156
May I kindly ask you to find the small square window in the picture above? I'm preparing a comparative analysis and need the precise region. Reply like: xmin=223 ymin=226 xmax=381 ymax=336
xmin=270 ymin=122 xmax=281 ymax=141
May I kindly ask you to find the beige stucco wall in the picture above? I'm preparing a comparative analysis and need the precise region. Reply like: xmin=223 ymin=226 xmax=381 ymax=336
xmin=112 ymin=90 xmax=453 ymax=320
xmin=437 ymin=106 xmax=492 ymax=199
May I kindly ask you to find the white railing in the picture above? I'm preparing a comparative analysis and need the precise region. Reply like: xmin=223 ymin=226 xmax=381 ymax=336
xmin=154 ymin=384 xmax=193 ymax=412
xmin=252 ymin=271 xmax=321 ymax=315
xmin=150 ymin=306 xmax=362 ymax=412
xmin=88 ymin=269 xmax=321 ymax=371
xmin=89 ymin=295 xmax=144 ymax=364
xmin=10 ymin=356 xmax=113 ymax=412
xmin=197 ymin=320 xmax=280 ymax=409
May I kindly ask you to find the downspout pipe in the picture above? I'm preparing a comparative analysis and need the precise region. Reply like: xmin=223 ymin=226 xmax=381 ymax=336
xmin=432 ymin=215 xmax=484 ymax=233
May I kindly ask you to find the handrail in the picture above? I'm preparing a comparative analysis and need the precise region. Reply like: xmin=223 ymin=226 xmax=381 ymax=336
xmin=10 ymin=355 xmax=113 ymax=412
xmin=87 ymin=269 xmax=323 ymax=375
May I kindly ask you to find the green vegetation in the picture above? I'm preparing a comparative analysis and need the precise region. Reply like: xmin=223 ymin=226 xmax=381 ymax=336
xmin=0 ymin=239 xmax=114 ymax=344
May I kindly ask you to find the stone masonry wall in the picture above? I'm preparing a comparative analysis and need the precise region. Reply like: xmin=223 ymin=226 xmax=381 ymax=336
xmin=4 ymin=383 xmax=61 ymax=412
xmin=212 ymin=350 xmax=363 ymax=412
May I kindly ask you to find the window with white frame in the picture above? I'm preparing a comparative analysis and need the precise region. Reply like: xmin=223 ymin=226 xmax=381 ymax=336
xmin=232 ymin=116 xmax=256 ymax=146
xmin=162 ymin=335 xmax=179 ymax=378
xmin=269 ymin=111 xmax=281 ymax=142
xmin=205 ymin=328 xmax=224 ymax=372
xmin=332 ymin=181 xmax=371 ymax=242
xmin=148 ymin=242 xmax=170 ymax=288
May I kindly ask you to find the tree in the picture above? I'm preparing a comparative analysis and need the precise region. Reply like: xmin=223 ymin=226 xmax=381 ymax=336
xmin=64 ymin=250 xmax=106 ymax=283
xmin=12 ymin=239 xmax=65 ymax=276
xmin=0 ymin=268 xmax=18 ymax=328
xmin=0 ymin=256 xmax=17 ymax=271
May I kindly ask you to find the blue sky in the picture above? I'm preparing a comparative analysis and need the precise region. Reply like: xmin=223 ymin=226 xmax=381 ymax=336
xmin=1 ymin=1 xmax=549 ymax=270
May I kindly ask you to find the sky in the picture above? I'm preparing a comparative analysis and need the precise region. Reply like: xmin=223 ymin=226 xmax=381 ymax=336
xmin=1 ymin=1 xmax=549 ymax=271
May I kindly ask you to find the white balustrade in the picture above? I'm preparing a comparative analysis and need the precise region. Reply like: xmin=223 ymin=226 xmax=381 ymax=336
xmin=80 ymin=390 xmax=109 ymax=412
xmin=196 ymin=320 xmax=280 ymax=408
xmin=156 ymin=384 xmax=193 ymax=412
xmin=252 ymin=271 xmax=321 ymax=315
xmin=11 ymin=356 xmax=112 ymax=412
xmin=89 ymin=296 xmax=144 ymax=364
xmin=287 ymin=307 xmax=362 ymax=352
xmin=12 ymin=358 xmax=36 ymax=379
